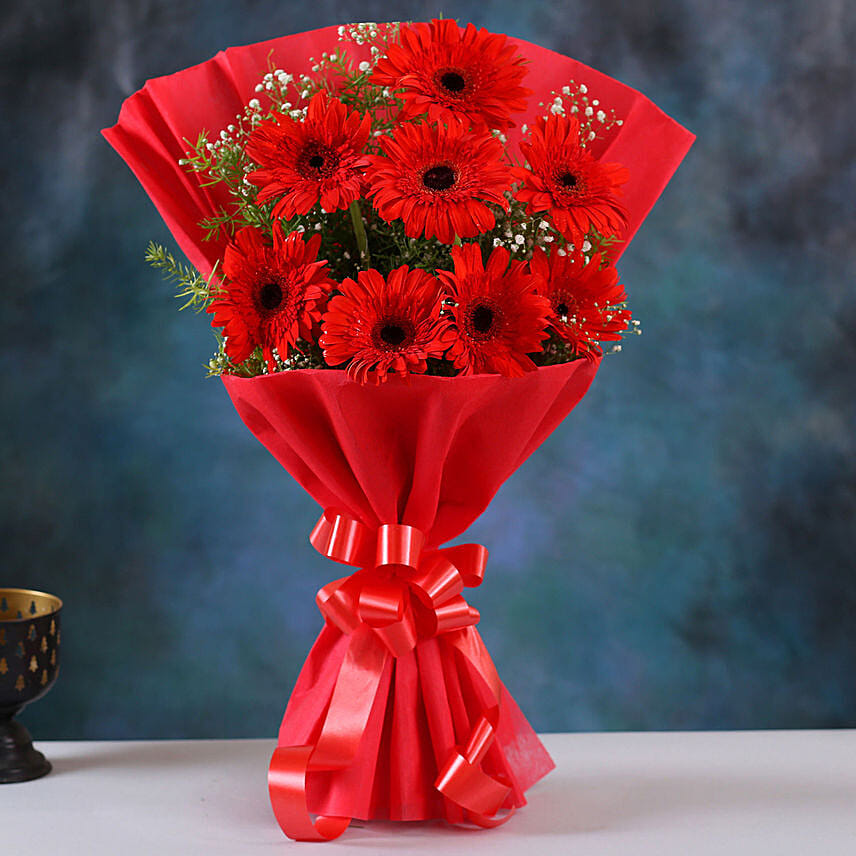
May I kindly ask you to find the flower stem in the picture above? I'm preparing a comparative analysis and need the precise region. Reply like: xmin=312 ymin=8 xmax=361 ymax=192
xmin=348 ymin=200 xmax=370 ymax=268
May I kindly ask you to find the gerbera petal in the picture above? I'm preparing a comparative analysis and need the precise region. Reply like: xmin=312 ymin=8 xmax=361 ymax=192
xmin=517 ymin=114 xmax=629 ymax=244
xmin=367 ymin=122 xmax=512 ymax=244
xmin=440 ymin=245 xmax=550 ymax=377
xmin=245 ymin=91 xmax=369 ymax=219
xmin=372 ymin=18 xmax=531 ymax=130
xmin=319 ymin=266 xmax=448 ymax=384
xmin=207 ymin=227 xmax=333 ymax=365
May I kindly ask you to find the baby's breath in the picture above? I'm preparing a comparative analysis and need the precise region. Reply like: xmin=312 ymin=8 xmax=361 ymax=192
xmin=538 ymin=80 xmax=623 ymax=146
xmin=301 ymin=27 xmax=406 ymax=140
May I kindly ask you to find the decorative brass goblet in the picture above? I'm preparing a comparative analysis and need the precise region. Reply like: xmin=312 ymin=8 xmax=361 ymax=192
xmin=0 ymin=588 xmax=62 ymax=783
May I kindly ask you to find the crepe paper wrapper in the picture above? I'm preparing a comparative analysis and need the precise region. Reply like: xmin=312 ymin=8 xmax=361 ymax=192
xmin=223 ymin=358 xmax=598 ymax=822
xmin=103 ymin=24 xmax=695 ymax=282
xmin=103 ymin=23 xmax=694 ymax=835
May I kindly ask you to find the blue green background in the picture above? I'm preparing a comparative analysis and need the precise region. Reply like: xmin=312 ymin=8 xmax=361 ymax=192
xmin=2 ymin=0 xmax=854 ymax=739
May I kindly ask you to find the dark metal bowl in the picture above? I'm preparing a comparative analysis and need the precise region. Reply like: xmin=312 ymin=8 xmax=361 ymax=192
xmin=0 ymin=588 xmax=62 ymax=783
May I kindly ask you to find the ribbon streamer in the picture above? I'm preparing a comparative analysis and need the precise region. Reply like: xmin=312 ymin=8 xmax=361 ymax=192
xmin=268 ymin=510 xmax=513 ymax=841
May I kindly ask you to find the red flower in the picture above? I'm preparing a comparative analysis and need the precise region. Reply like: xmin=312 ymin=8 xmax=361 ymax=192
xmin=208 ymin=227 xmax=333 ymax=367
xmin=372 ymin=19 xmax=531 ymax=130
xmin=367 ymin=121 xmax=513 ymax=244
xmin=515 ymin=115 xmax=629 ymax=245
xmin=437 ymin=244 xmax=551 ymax=377
xmin=319 ymin=266 xmax=448 ymax=384
xmin=245 ymin=91 xmax=371 ymax=219
xmin=530 ymin=248 xmax=631 ymax=357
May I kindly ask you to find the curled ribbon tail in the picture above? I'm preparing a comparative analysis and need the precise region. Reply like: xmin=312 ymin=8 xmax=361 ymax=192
xmin=268 ymin=746 xmax=351 ymax=841
xmin=433 ymin=626 xmax=516 ymax=828
xmin=268 ymin=625 xmax=389 ymax=841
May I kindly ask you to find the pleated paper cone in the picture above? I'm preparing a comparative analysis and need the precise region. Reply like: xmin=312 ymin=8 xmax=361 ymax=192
xmin=223 ymin=358 xmax=598 ymax=820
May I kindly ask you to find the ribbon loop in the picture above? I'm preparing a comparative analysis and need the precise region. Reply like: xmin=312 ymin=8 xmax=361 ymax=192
xmin=410 ymin=552 xmax=464 ymax=607
xmin=357 ymin=578 xmax=406 ymax=627
xmin=316 ymin=577 xmax=359 ymax=635
xmin=268 ymin=746 xmax=351 ymax=841
xmin=375 ymin=523 xmax=424 ymax=571
xmin=432 ymin=596 xmax=480 ymax=635
xmin=438 ymin=543 xmax=489 ymax=588
xmin=310 ymin=509 xmax=374 ymax=568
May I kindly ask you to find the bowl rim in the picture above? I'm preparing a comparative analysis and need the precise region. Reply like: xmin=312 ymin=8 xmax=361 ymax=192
xmin=0 ymin=588 xmax=63 ymax=622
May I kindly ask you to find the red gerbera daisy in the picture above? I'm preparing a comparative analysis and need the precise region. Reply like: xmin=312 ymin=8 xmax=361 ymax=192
xmin=372 ymin=18 xmax=531 ymax=130
xmin=207 ymin=226 xmax=333 ymax=367
xmin=530 ymin=247 xmax=631 ymax=357
xmin=437 ymin=244 xmax=551 ymax=377
xmin=319 ymin=265 xmax=448 ymax=384
xmin=367 ymin=121 xmax=513 ymax=244
xmin=245 ymin=90 xmax=371 ymax=219
xmin=515 ymin=115 xmax=629 ymax=246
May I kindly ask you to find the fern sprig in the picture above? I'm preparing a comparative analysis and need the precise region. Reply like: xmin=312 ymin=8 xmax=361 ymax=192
xmin=145 ymin=242 xmax=219 ymax=312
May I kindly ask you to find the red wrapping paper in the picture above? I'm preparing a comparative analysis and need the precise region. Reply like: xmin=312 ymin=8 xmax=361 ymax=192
xmin=103 ymin=22 xmax=694 ymax=837
xmin=223 ymin=359 xmax=599 ymax=545
xmin=103 ymin=24 xmax=695 ymax=280
xmin=223 ymin=359 xmax=599 ymax=823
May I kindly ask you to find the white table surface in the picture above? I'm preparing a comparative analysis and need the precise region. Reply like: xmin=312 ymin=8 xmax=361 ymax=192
xmin=2 ymin=731 xmax=854 ymax=855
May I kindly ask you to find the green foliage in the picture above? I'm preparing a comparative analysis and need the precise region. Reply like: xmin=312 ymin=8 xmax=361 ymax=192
xmin=538 ymin=332 xmax=589 ymax=365
xmin=144 ymin=242 xmax=218 ymax=311
xmin=205 ymin=337 xmax=326 ymax=377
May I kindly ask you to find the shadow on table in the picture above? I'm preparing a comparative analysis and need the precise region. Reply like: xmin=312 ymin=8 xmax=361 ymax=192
xmin=526 ymin=767 xmax=856 ymax=836
xmin=48 ymin=740 xmax=272 ymax=777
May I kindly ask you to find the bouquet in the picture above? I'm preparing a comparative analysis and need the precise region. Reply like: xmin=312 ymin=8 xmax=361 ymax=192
xmin=104 ymin=20 xmax=693 ymax=841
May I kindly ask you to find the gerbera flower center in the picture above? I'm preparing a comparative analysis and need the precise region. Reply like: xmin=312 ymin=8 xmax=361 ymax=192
xmin=380 ymin=324 xmax=407 ymax=345
xmin=464 ymin=298 xmax=504 ymax=340
xmin=296 ymin=142 xmax=341 ymax=179
xmin=372 ymin=317 xmax=416 ymax=350
xmin=259 ymin=281 xmax=284 ymax=311
xmin=552 ymin=291 xmax=578 ymax=321
xmin=439 ymin=70 xmax=467 ymax=94
xmin=472 ymin=305 xmax=494 ymax=332
xmin=559 ymin=172 xmax=578 ymax=188
xmin=422 ymin=165 xmax=456 ymax=192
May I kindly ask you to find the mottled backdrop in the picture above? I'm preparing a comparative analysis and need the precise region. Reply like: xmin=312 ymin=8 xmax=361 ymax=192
xmin=1 ymin=0 xmax=853 ymax=739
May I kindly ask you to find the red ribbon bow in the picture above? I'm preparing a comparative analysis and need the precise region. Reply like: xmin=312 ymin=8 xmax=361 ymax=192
xmin=268 ymin=510 xmax=515 ymax=841
xmin=311 ymin=510 xmax=485 ymax=656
